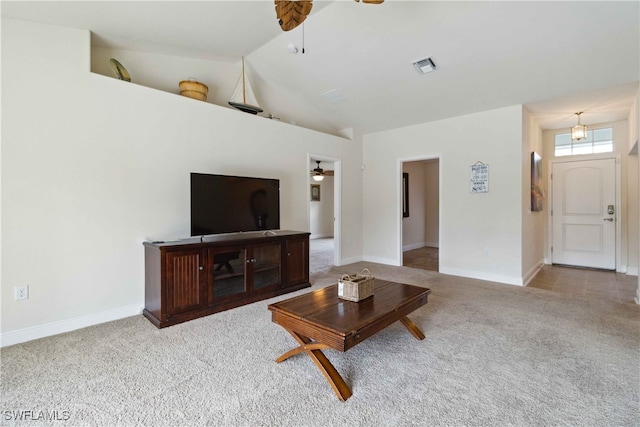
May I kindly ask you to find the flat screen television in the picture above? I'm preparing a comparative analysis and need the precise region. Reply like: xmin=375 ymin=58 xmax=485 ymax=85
xmin=191 ymin=173 xmax=280 ymax=236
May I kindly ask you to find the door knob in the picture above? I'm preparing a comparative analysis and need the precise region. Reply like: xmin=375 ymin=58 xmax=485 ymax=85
xmin=603 ymin=218 xmax=614 ymax=222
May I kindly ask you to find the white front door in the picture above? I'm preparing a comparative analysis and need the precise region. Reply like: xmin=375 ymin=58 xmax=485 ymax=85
xmin=551 ymin=158 xmax=616 ymax=270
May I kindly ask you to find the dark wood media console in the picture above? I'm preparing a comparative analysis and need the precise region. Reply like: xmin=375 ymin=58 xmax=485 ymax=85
xmin=143 ymin=230 xmax=310 ymax=328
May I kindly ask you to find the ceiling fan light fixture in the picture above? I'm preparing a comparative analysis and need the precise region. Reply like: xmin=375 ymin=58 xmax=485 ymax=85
xmin=571 ymin=112 xmax=588 ymax=141
xmin=411 ymin=57 xmax=436 ymax=74
xmin=312 ymin=160 xmax=325 ymax=181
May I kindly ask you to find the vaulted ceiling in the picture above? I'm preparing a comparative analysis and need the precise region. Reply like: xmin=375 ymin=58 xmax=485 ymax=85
xmin=3 ymin=1 xmax=639 ymax=136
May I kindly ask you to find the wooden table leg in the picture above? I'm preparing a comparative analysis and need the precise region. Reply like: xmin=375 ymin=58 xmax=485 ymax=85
xmin=276 ymin=328 xmax=353 ymax=401
xmin=400 ymin=316 xmax=425 ymax=340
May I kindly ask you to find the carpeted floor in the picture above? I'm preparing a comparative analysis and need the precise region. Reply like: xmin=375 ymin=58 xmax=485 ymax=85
xmin=2 ymin=259 xmax=639 ymax=426
xmin=309 ymin=238 xmax=335 ymax=273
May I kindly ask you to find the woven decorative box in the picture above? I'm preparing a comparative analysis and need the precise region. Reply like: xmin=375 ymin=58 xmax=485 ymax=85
xmin=338 ymin=268 xmax=374 ymax=302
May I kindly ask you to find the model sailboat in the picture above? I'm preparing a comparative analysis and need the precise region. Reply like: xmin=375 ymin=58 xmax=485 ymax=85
xmin=228 ymin=57 xmax=263 ymax=115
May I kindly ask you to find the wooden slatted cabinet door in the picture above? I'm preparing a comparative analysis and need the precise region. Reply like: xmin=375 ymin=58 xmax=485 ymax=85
xmin=166 ymin=249 xmax=206 ymax=316
xmin=284 ymin=237 xmax=309 ymax=287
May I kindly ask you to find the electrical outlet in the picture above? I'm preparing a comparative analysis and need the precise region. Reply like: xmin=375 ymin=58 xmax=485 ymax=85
xmin=14 ymin=286 xmax=29 ymax=300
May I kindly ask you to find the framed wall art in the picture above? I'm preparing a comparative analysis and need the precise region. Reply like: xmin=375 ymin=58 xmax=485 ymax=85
xmin=531 ymin=152 xmax=543 ymax=211
xmin=402 ymin=172 xmax=409 ymax=217
xmin=311 ymin=184 xmax=321 ymax=202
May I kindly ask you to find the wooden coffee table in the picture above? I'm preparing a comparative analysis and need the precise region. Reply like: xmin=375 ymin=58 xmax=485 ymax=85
xmin=268 ymin=279 xmax=431 ymax=401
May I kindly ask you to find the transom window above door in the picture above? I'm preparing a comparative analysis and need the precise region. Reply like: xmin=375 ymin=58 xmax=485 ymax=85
xmin=554 ymin=127 xmax=613 ymax=157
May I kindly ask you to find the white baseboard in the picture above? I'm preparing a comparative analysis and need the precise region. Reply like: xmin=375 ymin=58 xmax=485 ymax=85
xmin=402 ymin=242 xmax=440 ymax=251
xmin=363 ymin=255 xmax=401 ymax=266
xmin=523 ymin=259 xmax=545 ymax=286
xmin=1 ymin=304 xmax=143 ymax=348
xmin=337 ymin=255 xmax=363 ymax=266
xmin=310 ymin=234 xmax=333 ymax=240
xmin=402 ymin=242 xmax=426 ymax=251
xmin=626 ymin=267 xmax=638 ymax=276
xmin=439 ymin=266 xmax=523 ymax=286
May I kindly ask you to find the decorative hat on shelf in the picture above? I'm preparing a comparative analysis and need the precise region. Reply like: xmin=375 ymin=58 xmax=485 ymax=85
xmin=179 ymin=79 xmax=209 ymax=102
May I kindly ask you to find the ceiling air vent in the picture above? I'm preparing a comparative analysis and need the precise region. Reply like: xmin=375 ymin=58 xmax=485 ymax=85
xmin=322 ymin=89 xmax=347 ymax=104
xmin=412 ymin=57 xmax=436 ymax=74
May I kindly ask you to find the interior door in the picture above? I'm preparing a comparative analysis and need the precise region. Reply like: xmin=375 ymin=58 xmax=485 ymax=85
xmin=551 ymin=158 xmax=616 ymax=269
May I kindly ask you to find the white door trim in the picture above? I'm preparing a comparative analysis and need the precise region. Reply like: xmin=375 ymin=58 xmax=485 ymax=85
xmin=547 ymin=155 xmax=622 ymax=272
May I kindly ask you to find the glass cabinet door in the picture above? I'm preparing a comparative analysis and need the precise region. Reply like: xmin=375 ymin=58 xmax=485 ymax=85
xmin=252 ymin=243 xmax=281 ymax=291
xmin=210 ymin=249 xmax=247 ymax=300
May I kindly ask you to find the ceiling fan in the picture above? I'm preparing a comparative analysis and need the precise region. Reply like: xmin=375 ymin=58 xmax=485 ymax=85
xmin=275 ymin=0 xmax=383 ymax=32
xmin=311 ymin=160 xmax=334 ymax=182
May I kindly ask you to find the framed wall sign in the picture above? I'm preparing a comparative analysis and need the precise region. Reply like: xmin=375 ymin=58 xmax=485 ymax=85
xmin=470 ymin=162 xmax=489 ymax=193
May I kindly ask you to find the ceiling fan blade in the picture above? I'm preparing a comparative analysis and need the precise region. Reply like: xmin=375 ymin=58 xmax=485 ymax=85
xmin=309 ymin=171 xmax=334 ymax=177
xmin=275 ymin=1 xmax=313 ymax=32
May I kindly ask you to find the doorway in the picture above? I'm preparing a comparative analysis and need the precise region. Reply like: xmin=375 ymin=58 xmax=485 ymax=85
xmin=400 ymin=158 xmax=440 ymax=272
xmin=551 ymin=158 xmax=617 ymax=270
xmin=308 ymin=155 xmax=341 ymax=271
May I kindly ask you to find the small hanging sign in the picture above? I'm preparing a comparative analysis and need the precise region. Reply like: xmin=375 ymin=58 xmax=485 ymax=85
xmin=470 ymin=161 xmax=489 ymax=193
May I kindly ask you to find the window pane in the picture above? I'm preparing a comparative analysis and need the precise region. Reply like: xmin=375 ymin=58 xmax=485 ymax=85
xmin=593 ymin=128 xmax=613 ymax=142
xmin=554 ymin=127 xmax=613 ymax=157
xmin=555 ymin=133 xmax=571 ymax=147
xmin=555 ymin=133 xmax=571 ymax=156
xmin=573 ymin=141 xmax=592 ymax=155
xmin=584 ymin=130 xmax=594 ymax=143
xmin=593 ymin=140 xmax=613 ymax=153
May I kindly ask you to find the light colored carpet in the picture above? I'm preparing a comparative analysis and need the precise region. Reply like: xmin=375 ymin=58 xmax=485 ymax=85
xmin=310 ymin=237 xmax=334 ymax=273
xmin=2 ymin=262 xmax=639 ymax=426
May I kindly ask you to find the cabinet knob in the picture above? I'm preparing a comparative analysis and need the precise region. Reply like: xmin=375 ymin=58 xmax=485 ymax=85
xmin=199 ymin=266 xmax=204 ymax=271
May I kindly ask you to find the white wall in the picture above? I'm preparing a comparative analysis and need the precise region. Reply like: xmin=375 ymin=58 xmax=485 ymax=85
xmin=425 ymin=160 xmax=440 ymax=248
xmin=363 ymin=106 xmax=525 ymax=285
xmin=91 ymin=46 xmax=343 ymax=137
xmin=636 ymin=89 xmax=640 ymax=301
xmin=401 ymin=162 xmax=426 ymax=251
xmin=628 ymin=155 xmax=638 ymax=275
xmin=521 ymin=108 xmax=545 ymax=283
xmin=92 ymin=45 xmax=238 ymax=111
xmin=1 ymin=20 xmax=363 ymax=343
